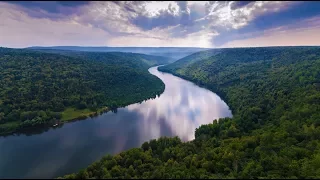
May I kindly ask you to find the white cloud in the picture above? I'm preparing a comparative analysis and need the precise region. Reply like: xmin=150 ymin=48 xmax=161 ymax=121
xmin=106 ymin=30 xmax=216 ymax=48
xmin=126 ymin=67 xmax=232 ymax=141
xmin=223 ymin=16 xmax=320 ymax=48
xmin=187 ymin=1 xmax=209 ymax=6
xmin=0 ymin=1 xmax=218 ymax=48
xmin=76 ymin=2 xmax=141 ymax=35
xmin=144 ymin=1 xmax=180 ymax=17
xmin=0 ymin=1 xmax=309 ymax=48
xmin=203 ymin=1 xmax=299 ymax=30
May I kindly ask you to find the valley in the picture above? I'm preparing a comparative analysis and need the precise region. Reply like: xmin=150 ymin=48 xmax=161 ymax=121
xmin=61 ymin=46 xmax=320 ymax=179
xmin=0 ymin=65 xmax=231 ymax=179
xmin=0 ymin=46 xmax=319 ymax=179
xmin=1 ymin=1 xmax=319 ymax=179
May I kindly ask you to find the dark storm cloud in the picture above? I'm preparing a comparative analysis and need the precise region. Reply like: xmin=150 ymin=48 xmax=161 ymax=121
xmin=6 ymin=1 xmax=89 ymax=20
xmin=176 ymin=1 xmax=192 ymax=26
xmin=230 ymin=1 xmax=254 ymax=10
xmin=130 ymin=11 xmax=180 ymax=31
xmin=7 ymin=1 xmax=88 ymax=13
xmin=248 ymin=1 xmax=320 ymax=31
xmin=129 ymin=1 xmax=205 ymax=33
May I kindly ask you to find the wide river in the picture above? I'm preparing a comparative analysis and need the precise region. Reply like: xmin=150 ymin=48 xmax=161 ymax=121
xmin=0 ymin=66 xmax=232 ymax=178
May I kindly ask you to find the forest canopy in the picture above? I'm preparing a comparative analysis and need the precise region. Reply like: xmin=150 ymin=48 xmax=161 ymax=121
xmin=0 ymin=48 xmax=169 ymax=135
xmin=61 ymin=46 xmax=320 ymax=179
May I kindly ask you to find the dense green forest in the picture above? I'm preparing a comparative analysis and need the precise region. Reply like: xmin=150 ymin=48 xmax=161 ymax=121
xmin=61 ymin=46 xmax=320 ymax=179
xmin=0 ymin=48 xmax=169 ymax=135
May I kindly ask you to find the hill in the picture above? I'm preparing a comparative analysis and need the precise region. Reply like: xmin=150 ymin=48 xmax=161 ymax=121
xmin=0 ymin=48 xmax=166 ymax=135
xmin=28 ymin=49 xmax=174 ymax=66
xmin=26 ymin=46 xmax=209 ymax=61
xmin=158 ymin=48 xmax=222 ymax=73
xmin=61 ymin=46 xmax=320 ymax=179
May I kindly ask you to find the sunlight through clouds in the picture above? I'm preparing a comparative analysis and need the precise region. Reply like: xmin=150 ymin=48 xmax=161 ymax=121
xmin=0 ymin=1 xmax=319 ymax=48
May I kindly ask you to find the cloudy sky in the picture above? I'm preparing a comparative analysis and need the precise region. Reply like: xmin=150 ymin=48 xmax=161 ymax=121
xmin=1 ymin=1 xmax=320 ymax=48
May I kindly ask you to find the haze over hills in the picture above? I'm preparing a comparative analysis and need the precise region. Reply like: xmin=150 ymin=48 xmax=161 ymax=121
xmin=27 ymin=46 xmax=210 ymax=61
xmin=27 ymin=48 xmax=174 ymax=66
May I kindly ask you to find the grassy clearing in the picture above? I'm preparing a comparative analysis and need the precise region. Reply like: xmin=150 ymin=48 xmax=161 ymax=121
xmin=0 ymin=121 xmax=20 ymax=135
xmin=0 ymin=107 xmax=109 ymax=136
xmin=0 ymin=121 xmax=20 ymax=128
xmin=61 ymin=107 xmax=109 ymax=122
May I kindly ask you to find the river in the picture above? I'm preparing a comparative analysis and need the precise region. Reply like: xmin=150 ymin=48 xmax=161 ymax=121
xmin=0 ymin=66 xmax=232 ymax=178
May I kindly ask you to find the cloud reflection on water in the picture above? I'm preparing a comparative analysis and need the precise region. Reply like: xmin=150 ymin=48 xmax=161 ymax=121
xmin=0 ymin=66 xmax=232 ymax=179
xmin=127 ymin=66 xmax=232 ymax=142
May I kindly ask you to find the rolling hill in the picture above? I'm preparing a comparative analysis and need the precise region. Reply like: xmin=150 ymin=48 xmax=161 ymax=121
xmin=28 ymin=48 xmax=174 ymax=67
xmin=26 ymin=46 xmax=209 ymax=61
xmin=0 ymin=48 xmax=167 ymax=135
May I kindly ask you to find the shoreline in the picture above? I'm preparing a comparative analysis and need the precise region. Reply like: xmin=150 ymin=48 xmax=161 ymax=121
xmin=61 ymin=106 xmax=110 ymax=123
xmin=0 ymin=106 xmax=111 ymax=137
xmin=0 ymin=66 xmax=165 ymax=137
xmin=157 ymin=67 xmax=235 ymax=114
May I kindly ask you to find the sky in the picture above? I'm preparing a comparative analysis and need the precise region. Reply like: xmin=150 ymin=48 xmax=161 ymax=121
xmin=1 ymin=1 xmax=320 ymax=48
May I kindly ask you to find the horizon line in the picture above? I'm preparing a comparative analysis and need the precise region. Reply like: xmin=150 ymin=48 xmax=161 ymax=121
xmin=1 ymin=45 xmax=320 ymax=50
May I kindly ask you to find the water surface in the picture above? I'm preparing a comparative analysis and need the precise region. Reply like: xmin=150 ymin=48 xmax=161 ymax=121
xmin=0 ymin=66 xmax=232 ymax=178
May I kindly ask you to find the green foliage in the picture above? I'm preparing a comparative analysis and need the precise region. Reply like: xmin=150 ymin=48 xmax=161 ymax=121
xmin=0 ymin=48 xmax=166 ymax=134
xmin=30 ymin=49 xmax=171 ymax=68
xmin=62 ymin=46 xmax=320 ymax=179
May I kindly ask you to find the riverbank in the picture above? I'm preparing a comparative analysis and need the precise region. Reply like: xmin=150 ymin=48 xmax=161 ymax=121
xmin=157 ymin=67 xmax=235 ymax=114
xmin=61 ymin=107 xmax=110 ymax=122
xmin=0 ymin=65 xmax=232 ymax=178
xmin=0 ymin=106 xmax=110 ymax=136
xmin=0 ymin=66 xmax=166 ymax=137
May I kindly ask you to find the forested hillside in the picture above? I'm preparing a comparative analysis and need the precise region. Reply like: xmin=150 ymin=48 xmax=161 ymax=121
xmin=27 ymin=46 xmax=208 ymax=60
xmin=62 ymin=46 xmax=320 ymax=179
xmin=29 ymin=49 xmax=173 ymax=67
xmin=0 ymin=48 xmax=166 ymax=135
xmin=158 ymin=48 xmax=222 ymax=72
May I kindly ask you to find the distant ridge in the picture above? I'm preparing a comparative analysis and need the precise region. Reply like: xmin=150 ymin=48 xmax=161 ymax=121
xmin=26 ymin=46 xmax=210 ymax=60
xmin=27 ymin=46 xmax=208 ymax=49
